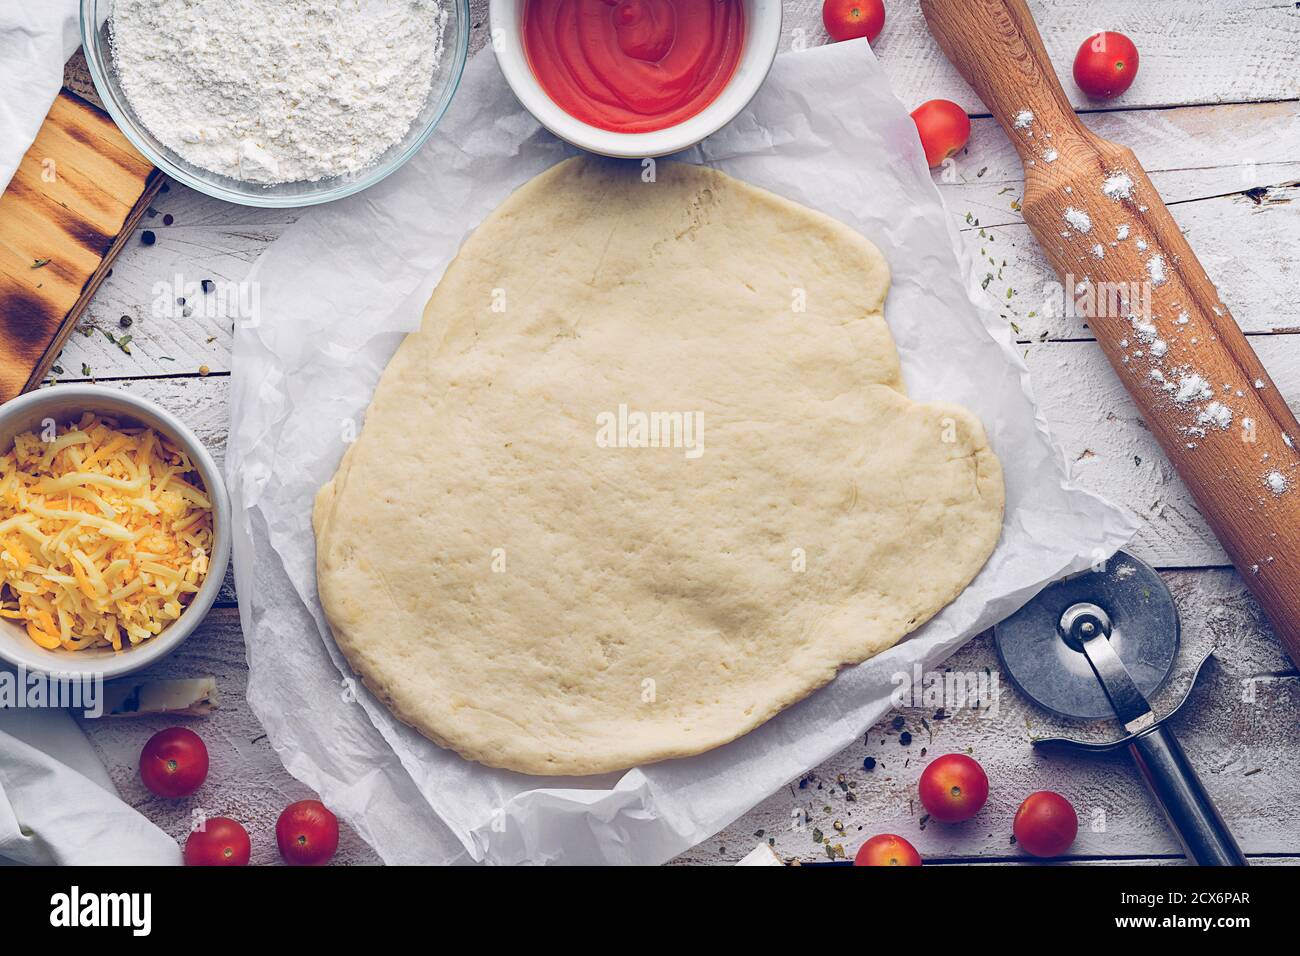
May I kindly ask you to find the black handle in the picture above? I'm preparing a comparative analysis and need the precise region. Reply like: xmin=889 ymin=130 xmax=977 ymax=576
xmin=1127 ymin=725 xmax=1247 ymax=866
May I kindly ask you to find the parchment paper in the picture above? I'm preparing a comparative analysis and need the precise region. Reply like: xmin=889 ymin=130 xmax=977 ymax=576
xmin=227 ymin=40 xmax=1136 ymax=865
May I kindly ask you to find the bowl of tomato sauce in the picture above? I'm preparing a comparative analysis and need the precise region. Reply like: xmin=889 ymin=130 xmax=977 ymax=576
xmin=491 ymin=0 xmax=782 ymax=158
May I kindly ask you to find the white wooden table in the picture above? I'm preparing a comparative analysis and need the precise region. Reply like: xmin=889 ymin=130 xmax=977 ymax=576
xmin=59 ymin=0 xmax=1300 ymax=865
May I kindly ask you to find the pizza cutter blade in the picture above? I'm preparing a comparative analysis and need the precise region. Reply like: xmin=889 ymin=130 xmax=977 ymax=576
xmin=995 ymin=551 xmax=1247 ymax=866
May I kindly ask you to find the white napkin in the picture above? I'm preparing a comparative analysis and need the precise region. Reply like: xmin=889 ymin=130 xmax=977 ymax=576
xmin=0 ymin=708 xmax=181 ymax=866
xmin=0 ymin=1 xmax=81 ymax=194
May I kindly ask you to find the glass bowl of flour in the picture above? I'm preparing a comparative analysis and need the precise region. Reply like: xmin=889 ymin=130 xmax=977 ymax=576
xmin=81 ymin=0 xmax=469 ymax=207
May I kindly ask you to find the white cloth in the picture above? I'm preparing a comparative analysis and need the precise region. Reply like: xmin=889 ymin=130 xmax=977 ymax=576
xmin=0 ymin=708 xmax=181 ymax=865
xmin=0 ymin=1 xmax=81 ymax=194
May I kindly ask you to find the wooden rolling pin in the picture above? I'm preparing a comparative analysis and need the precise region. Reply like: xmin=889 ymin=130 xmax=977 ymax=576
xmin=919 ymin=0 xmax=1300 ymax=666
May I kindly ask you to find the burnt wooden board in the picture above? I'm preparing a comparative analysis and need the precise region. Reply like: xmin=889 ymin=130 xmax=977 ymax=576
xmin=0 ymin=90 xmax=161 ymax=400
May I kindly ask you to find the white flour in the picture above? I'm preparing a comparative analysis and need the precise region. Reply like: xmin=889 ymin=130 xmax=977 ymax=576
xmin=1146 ymin=253 xmax=1167 ymax=286
xmin=1101 ymin=172 xmax=1134 ymax=201
xmin=1063 ymin=206 xmax=1092 ymax=233
xmin=111 ymin=0 xmax=446 ymax=184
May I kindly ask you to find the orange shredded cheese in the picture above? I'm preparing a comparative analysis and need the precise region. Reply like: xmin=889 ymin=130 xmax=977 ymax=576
xmin=0 ymin=413 xmax=214 ymax=653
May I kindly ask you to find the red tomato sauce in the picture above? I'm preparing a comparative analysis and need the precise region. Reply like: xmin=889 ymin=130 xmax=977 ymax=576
xmin=522 ymin=0 xmax=746 ymax=134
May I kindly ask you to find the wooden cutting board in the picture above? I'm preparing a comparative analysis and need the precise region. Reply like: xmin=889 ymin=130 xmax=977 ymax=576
xmin=0 ymin=90 xmax=161 ymax=401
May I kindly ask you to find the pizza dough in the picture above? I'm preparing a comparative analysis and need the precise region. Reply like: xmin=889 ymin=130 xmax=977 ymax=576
xmin=313 ymin=157 xmax=1004 ymax=776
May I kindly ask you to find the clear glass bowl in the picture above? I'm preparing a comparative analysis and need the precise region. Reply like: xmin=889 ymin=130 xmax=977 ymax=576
xmin=80 ymin=0 xmax=469 ymax=208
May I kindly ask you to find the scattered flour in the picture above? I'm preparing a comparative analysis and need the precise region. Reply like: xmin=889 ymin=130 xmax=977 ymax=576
xmin=1146 ymin=254 xmax=1168 ymax=286
xmin=1264 ymin=471 xmax=1290 ymax=496
xmin=1014 ymin=109 xmax=1035 ymax=129
xmin=1101 ymin=172 xmax=1135 ymax=201
xmin=1136 ymin=238 xmax=1148 ymax=252
xmin=1063 ymin=207 xmax=1093 ymax=233
xmin=1090 ymin=243 xmax=1105 ymax=259
xmin=1197 ymin=402 xmax=1233 ymax=430
xmin=1044 ymin=149 xmax=1059 ymax=163
xmin=1173 ymin=373 xmax=1213 ymax=405
xmin=1129 ymin=313 xmax=1158 ymax=343
xmin=1116 ymin=224 xmax=1130 ymax=241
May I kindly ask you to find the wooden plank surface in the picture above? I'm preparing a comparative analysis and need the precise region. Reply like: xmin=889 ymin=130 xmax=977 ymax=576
xmin=674 ymin=568 xmax=1299 ymax=864
xmin=0 ymin=91 xmax=160 ymax=399
xmin=51 ymin=0 xmax=1300 ymax=864
xmin=798 ymin=0 xmax=1300 ymax=112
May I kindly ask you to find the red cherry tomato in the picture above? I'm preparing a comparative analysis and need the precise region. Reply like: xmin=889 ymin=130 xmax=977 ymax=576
xmin=139 ymin=727 xmax=208 ymax=798
xmin=1073 ymin=32 xmax=1139 ymax=100
xmin=1014 ymin=791 xmax=1079 ymax=858
xmin=854 ymin=833 xmax=922 ymax=866
xmin=822 ymin=0 xmax=886 ymax=43
xmin=910 ymin=100 xmax=971 ymax=168
xmin=276 ymin=799 xmax=340 ymax=866
xmin=918 ymin=753 xmax=989 ymax=822
xmin=184 ymin=817 xmax=251 ymax=866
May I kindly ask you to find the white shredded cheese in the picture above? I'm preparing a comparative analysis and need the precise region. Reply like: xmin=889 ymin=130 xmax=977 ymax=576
xmin=0 ymin=415 xmax=214 ymax=651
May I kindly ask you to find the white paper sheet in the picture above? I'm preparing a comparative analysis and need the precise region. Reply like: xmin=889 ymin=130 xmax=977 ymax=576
xmin=227 ymin=39 xmax=1136 ymax=865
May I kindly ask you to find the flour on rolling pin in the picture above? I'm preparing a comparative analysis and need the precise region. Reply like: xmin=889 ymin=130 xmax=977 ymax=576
xmin=1011 ymin=110 xmax=1296 ymax=512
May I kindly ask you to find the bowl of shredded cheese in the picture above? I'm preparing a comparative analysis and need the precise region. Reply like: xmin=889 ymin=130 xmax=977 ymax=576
xmin=0 ymin=386 xmax=230 ymax=678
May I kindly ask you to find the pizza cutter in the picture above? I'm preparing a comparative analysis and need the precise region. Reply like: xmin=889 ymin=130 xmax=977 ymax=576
xmin=995 ymin=551 xmax=1247 ymax=866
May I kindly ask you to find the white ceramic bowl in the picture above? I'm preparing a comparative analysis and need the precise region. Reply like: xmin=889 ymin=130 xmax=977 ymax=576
xmin=489 ymin=0 xmax=782 ymax=158
xmin=0 ymin=385 xmax=230 ymax=680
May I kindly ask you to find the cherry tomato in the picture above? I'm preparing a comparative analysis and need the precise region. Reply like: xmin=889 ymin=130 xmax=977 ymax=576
xmin=184 ymin=817 xmax=251 ymax=866
xmin=822 ymin=0 xmax=886 ymax=43
xmin=276 ymin=799 xmax=340 ymax=866
xmin=138 ymin=727 xmax=208 ymax=798
xmin=1073 ymin=32 xmax=1139 ymax=100
xmin=910 ymin=100 xmax=971 ymax=168
xmin=854 ymin=833 xmax=922 ymax=866
xmin=1014 ymin=791 xmax=1078 ymax=858
xmin=918 ymin=753 xmax=989 ymax=823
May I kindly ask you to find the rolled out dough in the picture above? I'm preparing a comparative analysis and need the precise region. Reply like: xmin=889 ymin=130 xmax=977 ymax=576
xmin=314 ymin=157 xmax=1004 ymax=775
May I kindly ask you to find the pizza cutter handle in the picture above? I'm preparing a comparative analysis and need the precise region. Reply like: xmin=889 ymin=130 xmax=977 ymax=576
xmin=1128 ymin=725 xmax=1248 ymax=866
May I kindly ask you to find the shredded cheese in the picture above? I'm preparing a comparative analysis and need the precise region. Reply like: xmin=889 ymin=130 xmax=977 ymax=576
xmin=0 ymin=413 xmax=214 ymax=652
